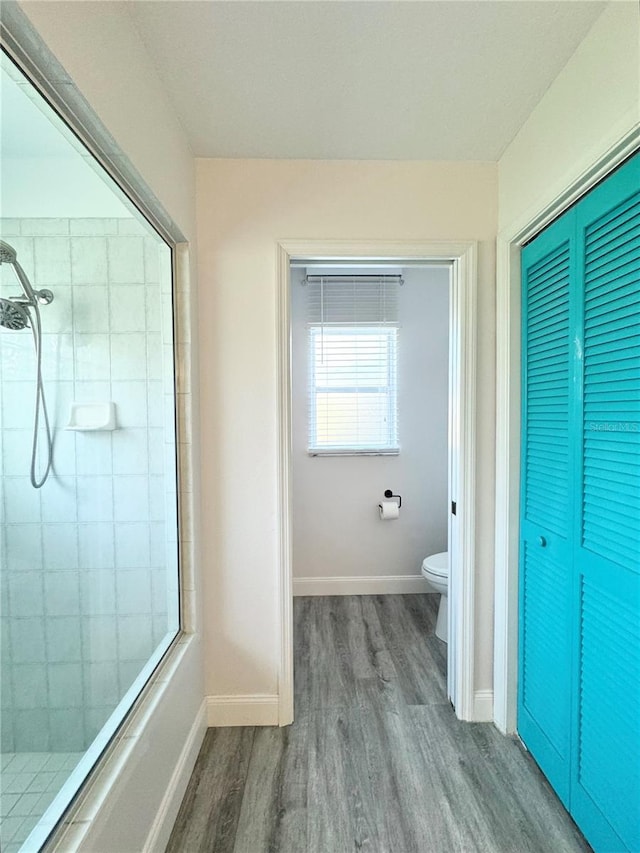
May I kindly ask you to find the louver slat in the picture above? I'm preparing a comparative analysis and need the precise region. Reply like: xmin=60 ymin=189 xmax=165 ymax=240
xmin=582 ymin=192 xmax=640 ymax=571
xmin=578 ymin=577 xmax=640 ymax=852
xmin=524 ymin=243 xmax=570 ymax=534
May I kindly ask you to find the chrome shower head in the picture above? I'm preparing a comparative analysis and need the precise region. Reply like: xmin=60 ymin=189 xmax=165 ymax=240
xmin=0 ymin=297 xmax=31 ymax=330
xmin=0 ymin=241 xmax=18 ymax=264
xmin=0 ymin=240 xmax=54 ymax=306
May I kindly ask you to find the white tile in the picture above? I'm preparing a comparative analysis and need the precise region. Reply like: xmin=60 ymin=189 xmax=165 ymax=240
xmin=77 ymin=523 xmax=114 ymax=570
xmin=45 ymin=616 xmax=82 ymax=661
xmin=48 ymin=663 xmax=83 ymax=708
xmin=117 ymin=218 xmax=148 ymax=237
xmin=80 ymin=570 xmax=116 ymax=616
xmin=50 ymin=709 xmax=85 ymax=751
xmin=40 ymin=333 xmax=75 ymax=382
xmin=118 ymin=659 xmax=145 ymax=695
xmin=148 ymin=477 xmax=166 ymax=521
xmin=83 ymin=661 xmax=119 ymax=707
xmin=145 ymin=292 xmax=161 ymax=333
xmin=40 ymin=285 xmax=73 ymax=334
xmin=147 ymin=333 xmax=163 ymax=382
xmin=51 ymin=430 xmax=76 ymax=477
xmin=109 ymin=285 xmax=146 ymax=333
xmin=4 ymin=478 xmax=41 ymax=523
xmin=42 ymin=523 xmax=79 ymax=570
xmin=75 ymin=433 xmax=113 ymax=476
xmin=107 ymin=237 xmax=144 ymax=283
xmin=146 ymin=382 xmax=163 ymax=428
xmin=151 ymin=568 xmax=170 ymax=614
xmin=163 ymin=394 xmax=177 ymax=437
xmin=113 ymin=476 xmax=149 ymax=522
xmin=143 ymin=237 xmax=160 ymax=284
xmin=13 ymin=710 xmax=50 ymax=752
xmin=8 ymin=573 xmax=44 ymax=617
xmin=72 ymin=286 xmax=109 ymax=333
xmin=112 ymin=429 xmax=148 ymax=475
xmin=147 ymin=429 xmax=164 ymax=474
xmin=1 ymin=383 xmax=35 ymax=428
xmin=41 ymin=477 xmax=77 ymax=523
xmin=1 ymin=662 xmax=14 ymax=710
xmin=148 ymin=523 xmax=167 ymax=569
xmin=21 ymin=219 xmax=69 ymax=237
xmin=1 ymin=218 xmax=22 ymax=236
xmin=73 ymin=380 xmax=111 ymax=402
xmin=44 ymin=572 xmax=80 ymax=616
xmin=10 ymin=618 xmax=46 ymax=663
xmin=1 ymin=336 xmax=34 ymax=382
xmin=69 ymin=219 xmax=118 ymax=236
xmin=82 ymin=616 xmax=117 ymax=662
xmin=70 ymin=238 xmax=108 ymax=285
xmin=116 ymin=569 xmax=152 ymax=616
xmin=34 ymin=238 xmax=71 ymax=286
xmin=74 ymin=334 xmax=111 ymax=381
xmin=12 ymin=664 xmax=47 ymax=708
xmin=5 ymin=523 xmax=43 ymax=571
xmin=111 ymin=381 xmax=147 ymax=427
xmin=114 ymin=522 xmax=150 ymax=569
xmin=110 ymin=334 xmax=146 ymax=381
xmin=117 ymin=615 xmax=153 ymax=660
xmin=76 ymin=476 xmax=113 ymax=522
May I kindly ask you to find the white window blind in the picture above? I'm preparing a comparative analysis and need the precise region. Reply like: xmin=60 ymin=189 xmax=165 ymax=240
xmin=306 ymin=276 xmax=400 ymax=455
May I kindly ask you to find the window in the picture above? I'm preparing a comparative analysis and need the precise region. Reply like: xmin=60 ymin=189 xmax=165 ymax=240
xmin=305 ymin=273 xmax=400 ymax=455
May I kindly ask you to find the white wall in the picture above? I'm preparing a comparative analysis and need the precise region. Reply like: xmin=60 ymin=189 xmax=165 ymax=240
xmin=291 ymin=265 xmax=450 ymax=585
xmin=196 ymin=158 xmax=497 ymax=699
xmin=16 ymin=2 xmax=204 ymax=849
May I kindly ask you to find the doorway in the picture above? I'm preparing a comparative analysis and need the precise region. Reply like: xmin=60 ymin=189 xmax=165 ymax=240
xmin=275 ymin=240 xmax=480 ymax=725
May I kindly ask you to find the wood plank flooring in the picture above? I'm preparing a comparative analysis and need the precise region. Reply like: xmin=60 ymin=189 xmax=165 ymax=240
xmin=167 ymin=595 xmax=592 ymax=853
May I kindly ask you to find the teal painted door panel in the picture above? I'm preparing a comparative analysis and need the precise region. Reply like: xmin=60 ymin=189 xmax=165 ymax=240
xmin=570 ymin=154 xmax=640 ymax=853
xmin=520 ymin=151 xmax=640 ymax=853
xmin=519 ymin=209 xmax=575 ymax=806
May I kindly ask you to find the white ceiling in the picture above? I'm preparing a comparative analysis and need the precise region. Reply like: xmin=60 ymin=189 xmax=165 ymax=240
xmin=128 ymin=0 xmax=607 ymax=161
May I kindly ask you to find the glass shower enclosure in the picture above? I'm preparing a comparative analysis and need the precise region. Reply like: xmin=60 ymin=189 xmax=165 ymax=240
xmin=0 ymin=49 xmax=180 ymax=852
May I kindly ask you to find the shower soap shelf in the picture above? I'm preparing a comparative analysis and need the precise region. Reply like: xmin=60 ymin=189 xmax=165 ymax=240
xmin=66 ymin=402 xmax=117 ymax=431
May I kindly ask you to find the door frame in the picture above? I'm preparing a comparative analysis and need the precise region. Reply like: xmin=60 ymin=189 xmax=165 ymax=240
xmin=276 ymin=239 xmax=479 ymax=725
xmin=492 ymin=128 xmax=640 ymax=733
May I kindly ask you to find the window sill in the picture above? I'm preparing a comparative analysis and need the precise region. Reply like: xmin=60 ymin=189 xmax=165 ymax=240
xmin=308 ymin=449 xmax=400 ymax=457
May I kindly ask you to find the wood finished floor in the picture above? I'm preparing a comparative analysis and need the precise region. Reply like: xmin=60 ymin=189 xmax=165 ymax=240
xmin=167 ymin=595 xmax=592 ymax=853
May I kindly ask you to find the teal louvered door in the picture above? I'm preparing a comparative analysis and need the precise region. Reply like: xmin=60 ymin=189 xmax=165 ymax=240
xmin=519 ymin=208 xmax=575 ymax=804
xmin=519 ymin=152 xmax=640 ymax=853
xmin=570 ymin=156 xmax=640 ymax=853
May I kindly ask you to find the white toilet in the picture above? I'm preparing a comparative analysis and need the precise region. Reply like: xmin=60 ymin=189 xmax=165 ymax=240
xmin=421 ymin=551 xmax=449 ymax=642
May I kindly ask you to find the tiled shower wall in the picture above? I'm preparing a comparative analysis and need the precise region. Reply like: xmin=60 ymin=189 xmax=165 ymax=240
xmin=0 ymin=218 xmax=179 ymax=753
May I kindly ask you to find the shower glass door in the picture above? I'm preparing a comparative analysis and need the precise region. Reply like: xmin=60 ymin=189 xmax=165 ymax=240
xmin=0 ymin=50 xmax=180 ymax=853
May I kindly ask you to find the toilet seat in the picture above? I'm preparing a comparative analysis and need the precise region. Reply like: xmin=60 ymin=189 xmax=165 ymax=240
xmin=422 ymin=551 xmax=448 ymax=578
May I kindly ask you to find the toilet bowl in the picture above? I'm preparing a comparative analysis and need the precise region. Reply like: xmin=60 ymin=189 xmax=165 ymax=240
xmin=421 ymin=551 xmax=449 ymax=642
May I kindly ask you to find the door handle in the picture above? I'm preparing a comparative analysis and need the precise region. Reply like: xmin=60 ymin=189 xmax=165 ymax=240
xmin=538 ymin=536 xmax=547 ymax=548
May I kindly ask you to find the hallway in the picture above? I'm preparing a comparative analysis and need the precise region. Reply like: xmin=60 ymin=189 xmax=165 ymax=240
xmin=167 ymin=595 xmax=591 ymax=852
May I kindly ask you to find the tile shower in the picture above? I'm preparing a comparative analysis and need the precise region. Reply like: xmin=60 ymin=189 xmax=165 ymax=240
xmin=0 ymin=217 xmax=179 ymax=851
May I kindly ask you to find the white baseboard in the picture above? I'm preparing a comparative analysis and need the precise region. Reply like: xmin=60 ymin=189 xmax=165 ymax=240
xmin=293 ymin=574 xmax=431 ymax=596
xmin=143 ymin=699 xmax=207 ymax=853
xmin=473 ymin=689 xmax=494 ymax=722
xmin=206 ymin=694 xmax=279 ymax=727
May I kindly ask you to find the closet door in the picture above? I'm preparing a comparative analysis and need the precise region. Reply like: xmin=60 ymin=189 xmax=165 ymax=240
xmin=570 ymin=156 xmax=640 ymax=853
xmin=519 ymin=209 xmax=575 ymax=804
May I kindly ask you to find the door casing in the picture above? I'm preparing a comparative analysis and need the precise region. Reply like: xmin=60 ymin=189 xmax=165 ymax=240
xmin=276 ymin=239 xmax=479 ymax=725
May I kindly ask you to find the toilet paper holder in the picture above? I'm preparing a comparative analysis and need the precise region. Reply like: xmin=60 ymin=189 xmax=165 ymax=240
xmin=381 ymin=489 xmax=402 ymax=508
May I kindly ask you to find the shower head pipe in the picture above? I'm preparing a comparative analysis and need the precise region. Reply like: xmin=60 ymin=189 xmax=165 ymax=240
xmin=0 ymin=240 xmax=54 ymax=306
